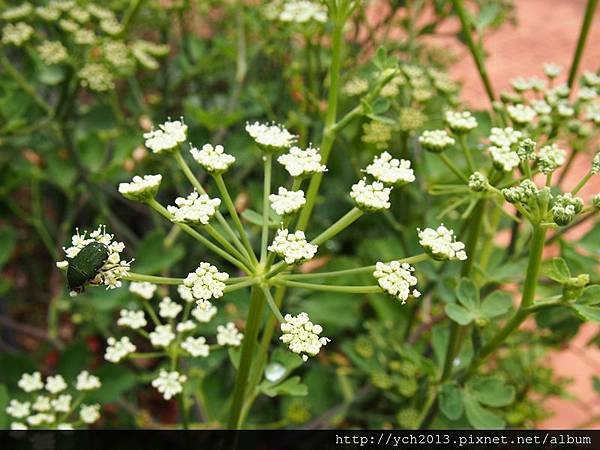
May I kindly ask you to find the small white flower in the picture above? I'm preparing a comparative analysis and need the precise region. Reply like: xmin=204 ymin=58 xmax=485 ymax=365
xmin=32 ymin=396 xmax=51 ymax=412
xmin=129 ymin=281 xmax=157 ymax=300
xmin=586 ymin=103 xmax=600 ymax=124
xmin=1 ymin=22 xmax=34 ymax=46
xmin=118 ymin=175 xmax=162 ymax=201
xmin=176 ymin=320 xmax=196 ymax=333
xmin=507 ymin=104 xmax=537 ymax=125
xmin=582 ymin=70 xmax=600 ymax=87
xmin=144 ymin=119 xmax=188 ymax=153
xmin=489 ymin=127 xmax=522 ymax=148
xmin=537 ymin=144 xmax=566 ymax=174
xmin=269 ymin=187 xmax=306 ymax=216
xmin=191 ymin=303 xmax=218 ymax=323
xmin=18 ymin=372 xmax=43 ymax=392
xmin=275 ymin=0 xmax=327 ymax=23
xmin=45 ymin=375 xmax=67 ymax=394
xmin=350 ymin=178 xmax=392 ymax=211
xmin=51 ymin=394 xmax=72 ymax=413
xmin=280 ymin=312 xmax=330 ymax=362
xmin=418 ymin=130 xmax=455 ymax=153
xmin=445 ymin=111 xmax=478 ymax=133
xmin=181 ymin=336 xmax=210 ymax=357
xmin=277 ymin=145 xmax=326 ymax=177
xmin=117 ymin=309 xmax=147 ymax=330
xmin=79 ymin=63 xmax=114 ymax=92
xmin=418 ymin=224 xmax=467 ymax=261
xmin=543 ymin=62 xmax=562 ymax=78
xmin=216 ymin=322 xmax=243 ymax=347
xmin=557 ymin=101 xmax=575 ymax=118
xmin=158 ymin=296 xmax=182 ymax=319
xmin=510 ymin=77 xmax=531 ymax=92
xmin=149 ymin=325 xmax=176 ymax=348
xmin=6 ymin=400 xmax=30 ymax=419
xmin=37 ymin=41 xmax=69 ymax=65
xmin=489 ymin=146 xmax=521 ymax=171
xmin=76 ymin=370 xmax=101 ymax=391
xmin=57 ymin=423 xmax=74 ymax=430
xmin=105 ymin=336 xmax=136 ymax=362
xmin=167 ymin=191 xmax=221 ymax=224
xmin=532 ymin=99 xmax=552 ymax=115
xmin=10 ymin=422 xmax=27 ymax=430
xmin=373 ymin=261 xmax=420 ymax=304
xmin=152 ymin=370 xmax=187 ymax=400
xmin=245 ymin=121 xmax=297 ymax=151
xmin=342 ymin=77 xmax=369 ymax=96
xmin=365 ymin=151 xmax=415 ymax=185
xmin=268 ymin=229 xmax=318 ymax=264
xmin=27 ymin=413 xmax=55 ymax=426
xmin=79 ymin=404 xmax=101 ymax=424
xmin=577 ymin=87 xmax=597 ymax=101
xmin=190 ymin=144 xmax=235 ymax=173
xmin=182 ymin=262 xmax=229 ymax=302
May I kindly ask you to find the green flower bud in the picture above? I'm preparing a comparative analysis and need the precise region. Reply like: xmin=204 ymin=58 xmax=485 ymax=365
xmin=468 ymin=172 xmax=489 ymax=192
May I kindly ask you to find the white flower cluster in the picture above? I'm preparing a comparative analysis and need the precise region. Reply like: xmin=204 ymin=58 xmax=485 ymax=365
xmin=537 ymin=144 xmax=566 ymax=174
xmin=167 ymin=191 xmax=221 ymax=224
xmin=489 ymin=127 xmax=522 ymax=147
xmin=216 ymin=322 xmax=244 ymax=347
xmin=118 ymin=174 xmax=162 ymax=201
xmin=277 ymin=145 xmax=326 ymax=177
xmin=58 ymin=225 xmax=130 ymax=290
xmin=180 ymin=262 xmax=229 ymax=303
xmin=268 ymin=229 xmax=318 ymax=264
xmin=190 ymin=144 xmax=236 ymax=173
xmin=271 ymin=0 xmax=327 ymax=23
xmin=418 ymin=129 xmax=455 ymax=153
xmin=373 ymin=261 xmax=421 ymax=304
xmin=418 ymin=225 xmax=467 ymax=261
xmin=507 ymin=104 xmax=537 ymax=125
xmin=280 ymin=312 xmax=330 ymax=361
xmin=158 ymin=296 xmax=183 ymax=319
xmin=144 ymin=119 xmax=188 ymax=153
xmin=8 ymin=371 xmax=101 ymax=429
xmin=129 ymin=281 xmax=157 ymax=300
xmin=365 ymin=151 xmax=415 ymax=185
xmin=486 ymin=127 xmax=527 ymax=172
xmin=445 ymin=111 xmax=478 ymax=133
xmin=37 ymin=40 xmax=68 ymax=65
xmin=269 ymin=187 xmax=306 ymax=216
xmin=79 ymin=63 xmax=115 ymax=91
xmin=181 ymin=336 xmax=210 ymax=357
xmin=105 ymin=336 xmax=136 ymax=362
xmin=149 ymin=324 xmax=176 ymax=347
xmin=1 ymin=22 xmax=33 ymax=46
xmin=489 ymin=145 xmax=521 ymax=171
xmin=117 ymin=309 xmax=147 ymax=329
xmin=152 ymin=370 xmax=187 ymax=400
xmin=246 ymin=121 xmax=297 ymax=151
xmin=350 ymin=178 xmax=392 ymax=211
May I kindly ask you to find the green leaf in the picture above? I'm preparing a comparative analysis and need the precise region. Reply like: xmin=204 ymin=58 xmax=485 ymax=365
xmin=133 ymin=230 xmax=185 ymax=274
xmin=545 ymin=257 xmax=571 ymax=283
xmin=372 ymin=98 xmax=391 ymax=115
xmin=480 ymin=291 xmax=513 ymax=319
xmin=467 ymin=376 xmax=515 ymax=407
xmin=241 ymin=209 xmax=279 ymax=228
xmin=464 ymin=396 xmax=505 ymax=429
xmin=86 ymin=365 xmax=136 ymax=403
xmin=439 ymin=383 xmax=464 ymax=420
xmin=259 ymin=376 xmax=308 ymax=397
xmin=0 ymin=384 xmax=8 ymax=428
xmin=445 ymin=303 xmax=475 ymax=325
xmin=572 ymin=305 xmax=600 ymax=323
xmin=572 ymin=286 xmax=600 ymax=322
xmin=456 ymin=278 xmax=479 ymax=311
xmin=575 ymin=285 xmax=600 ymax=306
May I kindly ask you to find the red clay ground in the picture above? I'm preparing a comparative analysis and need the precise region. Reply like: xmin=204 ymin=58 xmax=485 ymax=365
xmin=434 ymin=0 xmax=600 ymax=429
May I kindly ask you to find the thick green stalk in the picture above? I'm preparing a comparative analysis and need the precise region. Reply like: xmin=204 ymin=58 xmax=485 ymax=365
xmin=452 ymin=0 xmax=496 ymax=104
xmin=275 ymin=279 xmax=380 ymax=294
xmin=228 ymin=287 xmax=266 ymax=429
xmin=260 ymin=154 xmax=273 ymax=264
xmin=124 ymin=273 xmax=183 ymax=285
xmin=567 ymin=0 xmax=599 ymax=88
xmin=458 ymin=134 xmax=475 ymax=173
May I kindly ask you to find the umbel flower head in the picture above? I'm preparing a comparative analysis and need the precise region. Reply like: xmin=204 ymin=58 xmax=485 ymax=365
xmin=129 ymin=281 xmax=157 ymax=299
xmin=445 ymin=110 xmax=478 ymax=133
xmin=57 ymin=226 xmax=131 ymax=290
xmin=118 ymin=174 xmax=162 ymax=202
xmin=167 ymin=191 xmax=221 ymax=224
xmin=507 ymin=104 xmax=537 ymax=125
xmin=489 ymin=145 xmax=520 ymax=172
xmin=181 ymin=336 xmax=210 ymax=357
xmin=149 ymin=324 xmax=176 ymax=347
xmin=552 ymin=193 xmax=584 ymax=226
xmin=270 ymin=0 xmax=328 ymax=24
xmin=468 ymin=172 xmax=489 ymax=192
xmin=277 ymin=145 xmax=326 ymax=177
xmin=373 ymin=261 xmax=421 ymax=304
xmin=537 ymin=144 xmax=566 ymax=174
xmin=190 ymin=144 xmax=235 ymax=173
xmin=365 ymin=151 xmax=415 ymax=185
xmin=246 ymin=121 xmax=297 ymax=152
xmin=152 ymin=370 xmax=187 ymax=400
xmin=180 ymin=262 xmax=229 ymax=303
xmin=105 ymin=336 xmax=136 ymax=362
xmin=592 ymin=152 xmax=600 ymax=175
xmin=268 ymin=229 xmax=318 ymax=264
xmin=418 ymin=225 xmax=467 ymax=261
xmin=280 ymin=312 xmax=330 ymax=362
xmin=269 ymin=187 xmax=306 ymax=216
xmin=502 ymin=179 xmax=539 ymax=204
xmin=350 ymin=178 xmax=392 ymax=211
xmin=144 ymin=119 xmax=188 ymax=153
xmin=117 ymin=309 xmax=147 ymax=329
xmin=79 ymin=63 xmax=114 ymax=92
xmin=418 ymin=129 xmax=455 ymax=153
xmin=217 ymin=322 xmax=244 ymax=347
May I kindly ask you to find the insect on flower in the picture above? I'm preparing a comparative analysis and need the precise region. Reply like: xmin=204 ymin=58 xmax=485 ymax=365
xmin=66 ymin=242 xmax=109 ymax=293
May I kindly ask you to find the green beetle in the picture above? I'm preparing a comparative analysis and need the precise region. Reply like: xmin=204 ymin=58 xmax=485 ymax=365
xmin=67 ymin=242 xmax=109 ymax=293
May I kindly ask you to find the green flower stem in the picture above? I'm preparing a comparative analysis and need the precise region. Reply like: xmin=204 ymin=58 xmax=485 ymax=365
xmin=571 ymin=171 xmax=592 ymax=195
xmin=120 ymin=0 xmax=148 ymax=36
xmin=223 ymin=278 xmax=258 ymax=293
xmin=260 ymin=286 xmax=284 ymax=323
xmin=0 ymin=51 xmax=53 ymax=115
xmin=124 ymin=272 xmax=184 ymax=285
xmin=128 ymin=352 xmax=166 ymax=359
xmin=290 ymin=177 xmax=303 ymax=191
xmin=140 ymin=299 xmax=161 ymax=327
xmin=311 ymin=207 xmax=364 ymax=246
xmin=567 ymin=0 xmax=599 ymax=88
xmin=451 ymin=0 xmax=496 ymax=104
xmin=204 ymin=223 xmax=251 ymax=265
xmin=228 ymin=286 xmax=266 ymax=429
xmin=261 ymin=154 xmax=273 ymax=264
xmin=438 ymin=153 xmax=469 ymax=183
xmin=465 ymin=224 xmax=548 ymax=377
xmin=458 ymin=134 xmax=475 ymax=173
xmin=213 ymin=173 xmax=258 ymax=264
xmin=274 ymin=279 xmax=381 ymax=294
xmin=147 ymin=198 xmax=252 ymax=273
xmin=173 ymin=149 xmax=246 ymax=255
